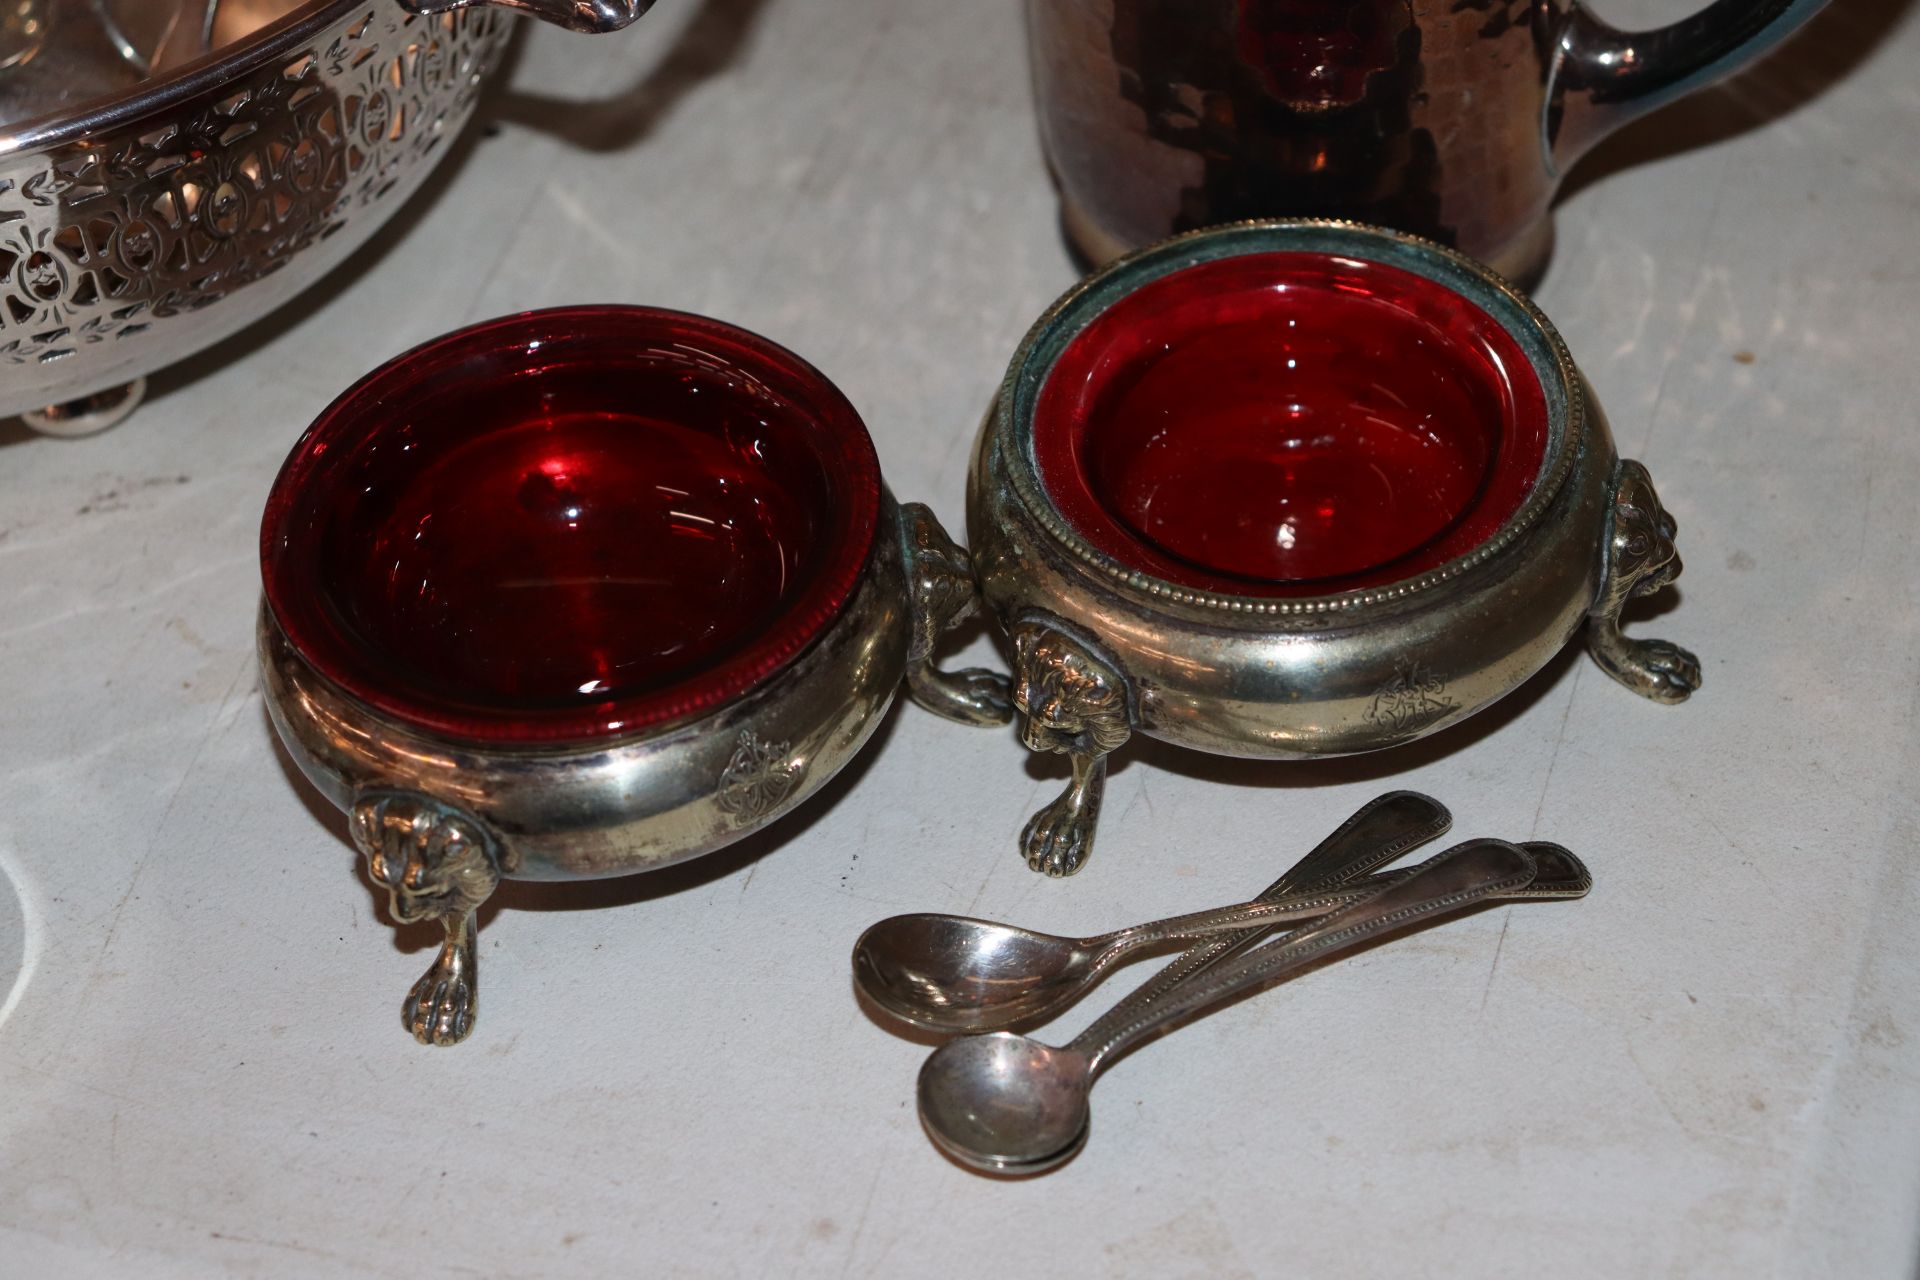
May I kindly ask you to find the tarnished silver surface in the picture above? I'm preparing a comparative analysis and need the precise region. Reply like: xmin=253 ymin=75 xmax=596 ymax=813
xmin=856 ymin=839 xmax=1588 ymax=1034
xmin=970 ymin=219 xmax=1700 ymax=875
xmin=916 ymin=838 xmax=1544 ymax=1175
xmin=0 ymin=0 xmax=652 ymax=429
xmin=263 ymin=494 xmax=992 ymax=1045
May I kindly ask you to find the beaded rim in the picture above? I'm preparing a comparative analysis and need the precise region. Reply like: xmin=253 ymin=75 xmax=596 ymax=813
xmin=994 ymin=219 xmax=1587 ymax=620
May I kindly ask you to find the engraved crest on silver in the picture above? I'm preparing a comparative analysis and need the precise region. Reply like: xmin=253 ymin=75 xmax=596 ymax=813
xmin=1364 ymin=660 xmax=1459 ymax=735
xmin=716 ymin=732 xmax=803 ymax=824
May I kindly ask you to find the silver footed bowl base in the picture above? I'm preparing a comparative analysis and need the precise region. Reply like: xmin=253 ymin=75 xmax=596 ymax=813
xmin=20 ymin=379 xmax=147 ymax=438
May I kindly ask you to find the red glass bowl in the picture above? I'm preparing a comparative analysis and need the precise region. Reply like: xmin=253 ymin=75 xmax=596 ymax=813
xmin=1032 ymin=252 xmax=1549 ymax=595
xmin=261 ymin=306 xmax=882 ymax=745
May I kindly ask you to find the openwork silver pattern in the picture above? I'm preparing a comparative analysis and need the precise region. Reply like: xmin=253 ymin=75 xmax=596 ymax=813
xmin=0 ymin=4 xmax=508 ymax=405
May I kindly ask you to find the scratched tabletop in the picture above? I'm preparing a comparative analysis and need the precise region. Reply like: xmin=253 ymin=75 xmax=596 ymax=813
xmin=3 ymin=1 xmax=1917 ymax=1276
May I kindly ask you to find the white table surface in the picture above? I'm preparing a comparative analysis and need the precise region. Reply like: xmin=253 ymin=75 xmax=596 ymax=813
xmin=3 ymin=1 xmax=1918 ymax=1275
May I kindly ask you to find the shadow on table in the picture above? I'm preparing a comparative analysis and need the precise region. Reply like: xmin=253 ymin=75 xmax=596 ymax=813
xmin=266 ymin=694 xmax=905 ymax=957
xmin=490 ymin=0 xmax=773 ymax=151
xmin=1556 ymin=0 xmax=1915 ymax=206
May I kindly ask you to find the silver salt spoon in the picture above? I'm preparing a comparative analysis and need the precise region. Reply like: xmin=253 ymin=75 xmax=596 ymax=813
xmin=855 ymin=844 xmax=1587 ymax=1033
xmin=915 ymin=838 xmax=1541 ymax=1174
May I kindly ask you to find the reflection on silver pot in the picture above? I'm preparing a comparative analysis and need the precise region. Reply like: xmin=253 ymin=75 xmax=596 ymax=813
xmin=1030 ymin=0 xmax=1829 ymax=283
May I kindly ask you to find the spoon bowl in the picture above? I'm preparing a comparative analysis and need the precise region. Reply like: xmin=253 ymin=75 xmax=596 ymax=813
xmin=917 ymin=1033 xmax=1093 ymax=1175
xmin=856 ymin=919 xmax=1095 ymax=1032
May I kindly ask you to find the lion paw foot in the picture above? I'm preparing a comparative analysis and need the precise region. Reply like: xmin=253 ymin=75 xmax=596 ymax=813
xmin=1625 ymin=637 xmax=1701 ymax=704
xmin=1022 ymin=796 xmax=1095 ymax=877
xmin=406 ymin=962 xmax=475 ymax=1047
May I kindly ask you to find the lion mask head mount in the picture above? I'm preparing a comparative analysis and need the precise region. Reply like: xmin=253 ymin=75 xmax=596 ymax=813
xmin=1008 ymin=618 xmax=1133 ymax=759
xmin=1606 ymin=459 xmax=1684 ymax=607
xmin=350 ymin=793 xmax=501 ymax=926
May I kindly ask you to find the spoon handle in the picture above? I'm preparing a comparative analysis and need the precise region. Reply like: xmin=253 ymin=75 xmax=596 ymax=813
xmin=1096 ymin=894 xmax=1385 ymax=955
xmin=1110 ymin=838 xmax=1592 ymax=948
xmin=1261 ymin=791 xmax=1454 ymax=896
xmin=1094 ymin=865 xmax=1476 ymax=951
xmin=1069 ymin=839 xmax=1536 ymax=1076
xmin=1090 ymin=791 xmax=1451 ymax=1027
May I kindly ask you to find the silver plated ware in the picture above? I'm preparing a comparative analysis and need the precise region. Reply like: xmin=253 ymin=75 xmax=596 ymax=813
xmin=260 ymin=305 xmax=1008 ymax=1046
xmin=854 ymin=788 xmax=1454 ymax=1030
xmin=857 ymin=840 xmax=1588 ymax=1033
xmin=0 ymin=0 xmax=654 ymax=434
xmin=917 ymin=837 xmax=1543 ymax=1174
xmin=970 ymin=219 xmax=1701 ymax=877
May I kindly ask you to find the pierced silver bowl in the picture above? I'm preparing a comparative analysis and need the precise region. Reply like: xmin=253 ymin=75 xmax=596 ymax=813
xmin=0 ymin=0 xmax=652 ymax=436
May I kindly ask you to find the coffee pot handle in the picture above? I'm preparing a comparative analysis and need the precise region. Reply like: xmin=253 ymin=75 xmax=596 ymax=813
xmin=1550 ymin=0 xmax=1829 ymax=169
xmin=401 ymin=0 xmax=656 ymax=35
